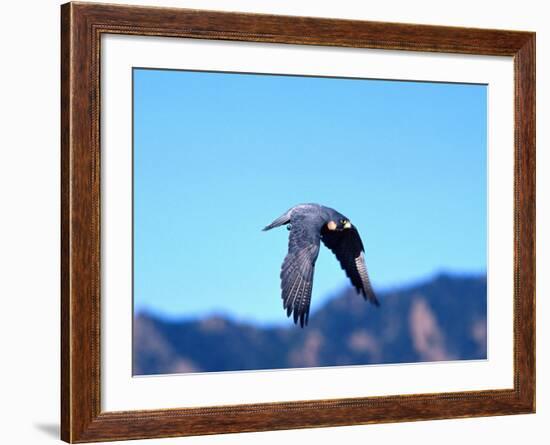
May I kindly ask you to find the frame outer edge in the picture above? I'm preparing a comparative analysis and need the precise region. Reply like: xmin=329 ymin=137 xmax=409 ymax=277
xmin=62 ymin=2 xmax=101 ymax=442
xmin=60 ymin=2 xmax=536 ymax=442
xmin=60 ymin=2 xmax=72 ymax=442
xmin=515 ymin=33 xmax=536 ymax=412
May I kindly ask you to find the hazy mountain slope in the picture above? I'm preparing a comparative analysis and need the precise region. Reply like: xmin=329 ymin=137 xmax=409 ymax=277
xmin=133 ymin=273 xmax=487 ymax=375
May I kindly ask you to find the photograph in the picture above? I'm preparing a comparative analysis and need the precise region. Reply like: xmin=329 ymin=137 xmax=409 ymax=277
xmin=132 ymin=68 xmax=488 ymax=376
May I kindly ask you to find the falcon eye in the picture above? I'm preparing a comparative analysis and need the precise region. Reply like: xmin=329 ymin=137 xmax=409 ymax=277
xmin=341 ymin=219 xmax=352 ymax=229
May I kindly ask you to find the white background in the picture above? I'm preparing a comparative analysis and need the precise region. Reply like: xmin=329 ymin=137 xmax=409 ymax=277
xmin=0 ymin=0 xmax=546 ymax=444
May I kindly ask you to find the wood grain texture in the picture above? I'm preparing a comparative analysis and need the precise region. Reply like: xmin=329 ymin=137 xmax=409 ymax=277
xmin=60 ymin=2 xmax=536 ymax=443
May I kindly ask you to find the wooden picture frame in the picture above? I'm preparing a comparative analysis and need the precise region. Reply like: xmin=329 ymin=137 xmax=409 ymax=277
xmin=61 ymin=2 xmax=535 ymax=442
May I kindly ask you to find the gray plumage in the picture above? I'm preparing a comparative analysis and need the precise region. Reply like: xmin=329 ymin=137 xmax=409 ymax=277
xmin=263 ymin=203 xmax=378 ymax=327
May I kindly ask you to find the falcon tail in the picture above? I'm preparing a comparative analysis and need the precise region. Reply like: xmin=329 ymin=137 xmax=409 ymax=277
xmin=262 ymin=212 xmax=291 ymax=231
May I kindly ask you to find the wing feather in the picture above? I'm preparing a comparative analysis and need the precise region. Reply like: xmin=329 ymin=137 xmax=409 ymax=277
xmin=279 ymin=216 xmax=321 ymax=327
xmin=321 ymin=225 xmax=379 ymax=306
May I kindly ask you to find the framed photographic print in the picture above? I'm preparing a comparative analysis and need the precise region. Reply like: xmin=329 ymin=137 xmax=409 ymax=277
xmin=61 ymin=2 xmax=535 ymax=442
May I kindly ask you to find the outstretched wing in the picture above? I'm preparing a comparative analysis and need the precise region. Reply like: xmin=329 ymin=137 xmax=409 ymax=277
xmin=321 ymin=225 xmax=379 ymax=306
xmin=280 ymin=215 xmax=321 ymax=327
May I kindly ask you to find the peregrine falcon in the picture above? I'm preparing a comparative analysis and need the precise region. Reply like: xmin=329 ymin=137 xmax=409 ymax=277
xmin=263 ymin=203 xmax=379 ymax=327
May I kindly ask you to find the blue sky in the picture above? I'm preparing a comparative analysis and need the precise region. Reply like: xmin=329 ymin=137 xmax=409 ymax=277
xmin=133 ymin=68 xmax=487 ymax=324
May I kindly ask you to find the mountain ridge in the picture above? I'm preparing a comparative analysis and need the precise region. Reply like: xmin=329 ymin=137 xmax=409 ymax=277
xmin=133 ymin=273 xmax=487 ymax=375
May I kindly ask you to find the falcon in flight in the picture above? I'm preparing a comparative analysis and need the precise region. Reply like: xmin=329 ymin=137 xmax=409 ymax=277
xmin=263 ymin=203 xmax=379 ymax=327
